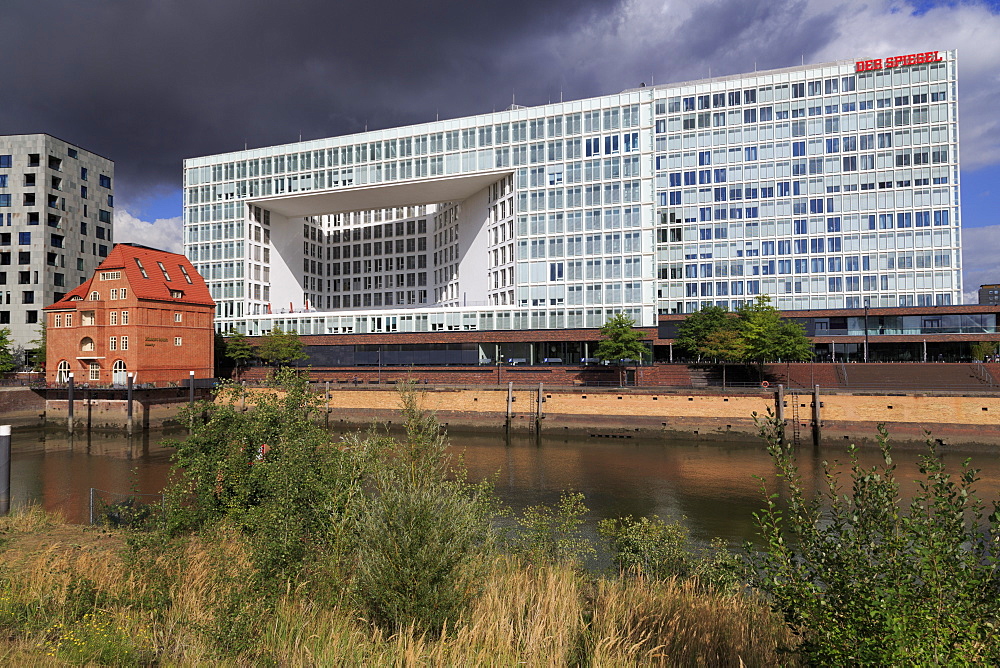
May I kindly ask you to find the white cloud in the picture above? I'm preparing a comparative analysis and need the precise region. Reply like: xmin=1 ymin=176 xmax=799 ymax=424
xmin=962 ymin=224 xmax=1000 ymax=302
xmin=113 ymin=209 xmax=183 ymax=254
xmin=548 ymin=0 xmax=1000 ymax=169
xmin=805 ymin=0 xmax=1000 ymax=170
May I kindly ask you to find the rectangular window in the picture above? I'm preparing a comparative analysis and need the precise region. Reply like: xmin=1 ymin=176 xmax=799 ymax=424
xmin=121 ymin=336 xmax=128 ymax=350
xmin=109 ymin=336 xmax=117 ymax=351
xmin=109 ymin=311 xmax=118 ymax=326
xmin=174 ymin=312 xmax=182 ymax=322
xmin=174 ymin=337 xmax=182 ymax=346
xmin=89 ymin=362 xmax=100 ymax=381
xmin=121 ymin=311 xmax=129 ymax=325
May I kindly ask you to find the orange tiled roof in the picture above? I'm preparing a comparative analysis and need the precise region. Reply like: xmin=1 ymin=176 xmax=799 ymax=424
xmin=44 ymin=243 xmax=215 ymax=310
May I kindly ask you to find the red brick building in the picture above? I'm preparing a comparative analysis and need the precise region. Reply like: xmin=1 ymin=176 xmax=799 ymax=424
xmin=44 ymin=243 xmax=215 ymax=386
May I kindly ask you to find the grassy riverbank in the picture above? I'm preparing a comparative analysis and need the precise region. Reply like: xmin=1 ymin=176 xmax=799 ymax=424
xmin=0 ymin=507 xmax=794 ymax=666
xmin=8 ymin=372 xmax=998 ymax=665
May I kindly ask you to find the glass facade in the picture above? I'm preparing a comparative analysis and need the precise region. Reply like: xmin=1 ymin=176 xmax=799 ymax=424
xmin=183 ymin=53 xmax=961 ymax=336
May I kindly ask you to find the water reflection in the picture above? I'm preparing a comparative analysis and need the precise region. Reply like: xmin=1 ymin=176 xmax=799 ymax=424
xmin=9 ymin=429 xmax=178 ymax=523
xmin=9 ymin=426 xmax=1000 ymax=547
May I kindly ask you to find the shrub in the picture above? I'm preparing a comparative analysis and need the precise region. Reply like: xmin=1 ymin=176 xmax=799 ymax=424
xmin=516 ymin=491 xmax=595 ymax=567
xmin=752 ymin=414 xmax=1000 ymax=664
xmin=598 ymin=515 xmax=693 ymax=579
xmin=350 ymin=386 xmax=500 ymax=637
xmin=599 ymin=516 xmax=745 ymax=590
xmin=160 ymin=369 xmax=364 ymax=582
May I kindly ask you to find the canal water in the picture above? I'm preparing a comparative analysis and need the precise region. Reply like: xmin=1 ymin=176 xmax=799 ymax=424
xmin=8 ymin=426 xmax=1000 ymax=547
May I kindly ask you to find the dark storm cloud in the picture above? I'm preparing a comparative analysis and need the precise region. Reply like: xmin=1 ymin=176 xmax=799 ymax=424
xmin=0 ymin=0 xmax=618 ymax=201
xmin=3 ymin=0 xmax=989 ymax=212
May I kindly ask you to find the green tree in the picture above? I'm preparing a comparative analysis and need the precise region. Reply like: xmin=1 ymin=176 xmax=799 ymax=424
xmin=223 ymin=329 xmax=255 ymax=379
xmin=737 ymin=295 xmax=812 ymax=363
xmin=595 ymin=313 xmax=648 ymax=385
xmin=0 ymin=327 xmax=16 ymax=373
xmin=256 ymin=327 xmax=307 ymax=369
xmin=697 ymin=326 xmax=746 ymax=362
xmin=675 ymin=305 xmax=733 ymax=360
xmin=971 ymin=341 xmax=999 ymax=361
xmin=28 ymin=321 xmax=46 ymax=370
xmin=752 ymin=415 xmax=1000 ymax=664
xmin=772 ymin=319 xmax=813 ymax=362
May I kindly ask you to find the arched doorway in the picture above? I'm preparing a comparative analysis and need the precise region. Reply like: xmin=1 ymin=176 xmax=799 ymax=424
xmin=112 ymin=360 xmax=127 ymax=386
xmin=57 ymin=360 xmax=70 ymax=383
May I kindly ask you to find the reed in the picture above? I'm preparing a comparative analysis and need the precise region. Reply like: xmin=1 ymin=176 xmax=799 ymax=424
xmin=0 ymin=509 xmax=796 ymax=666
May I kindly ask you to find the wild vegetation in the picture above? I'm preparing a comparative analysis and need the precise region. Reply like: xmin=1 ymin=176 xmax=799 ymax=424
xmin=752 ymin=413 xmax=1000 ymax=665
xmin=0 ymin=373 xmax=997 ymax=665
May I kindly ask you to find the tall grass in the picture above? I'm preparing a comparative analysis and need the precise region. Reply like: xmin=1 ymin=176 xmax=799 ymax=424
xmin=0 ymin=509 xmax=795 ymax=665
xmin=588 ymin=576 xmax=797 ymax=666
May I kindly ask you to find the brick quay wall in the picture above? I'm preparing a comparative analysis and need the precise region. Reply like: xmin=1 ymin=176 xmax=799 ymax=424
xmin=299 ymin=385 xmax=1000 ymax=448
xmin=6 ymin=378 xmax=999 ymax=448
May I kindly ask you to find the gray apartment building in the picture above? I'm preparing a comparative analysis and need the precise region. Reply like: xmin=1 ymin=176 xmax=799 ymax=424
xmin=0 ymin=134 xmax=115 ymax=355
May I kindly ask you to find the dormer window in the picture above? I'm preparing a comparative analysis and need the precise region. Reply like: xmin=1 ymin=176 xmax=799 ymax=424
xmin=170 ymin=290 xmax=184 ymax=299
xmin=70 ymin=295 xmax=82 ymax=301
xmin=99 ymin=271 xmax=121 ymax=280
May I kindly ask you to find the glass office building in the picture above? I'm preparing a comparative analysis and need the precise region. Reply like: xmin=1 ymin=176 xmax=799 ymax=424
xmin=184 ymin=51 xmax=961 ymax=336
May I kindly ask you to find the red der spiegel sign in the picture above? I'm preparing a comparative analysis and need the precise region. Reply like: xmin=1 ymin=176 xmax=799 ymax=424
xmin=855 ymin=50 xmax=944 ymax=72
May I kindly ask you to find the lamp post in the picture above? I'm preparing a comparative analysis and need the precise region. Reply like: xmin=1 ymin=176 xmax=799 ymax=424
xmin=863 ymin=298 xmax=870 ymax=363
